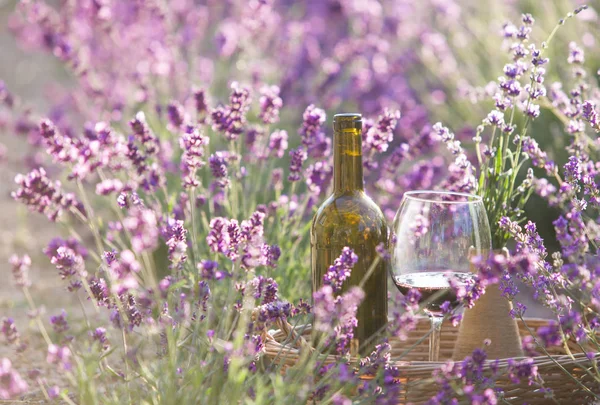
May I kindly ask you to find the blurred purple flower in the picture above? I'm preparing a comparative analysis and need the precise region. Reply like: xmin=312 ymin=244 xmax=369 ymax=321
xmin=9 ymin=254 xmax=31 ymax=288
xmin=0 ymin=358 xmax=28 ymax=399
xmin=1 ymin=318 xmax=19 ymax=345
xmin=259 ymin=85 xmax=282 ymax=124
xmin=123 ymin=207 xmax=159 ymax=253
xmin=47 ymin=344 xmax=71 ymax=371
xmin=267 ymin=130 xmax=288 ymax=158
xmin=161 ymin=218 xmax=188 ymax=267
xmin=209 ymin=152 xmax=230 ymax=188
xmin=322 ymin=247 xmax=358 ymax=293
xmin=210 ymin=82 xmax=251 ymax=141
xmin=12 ymin=167 xmax=82 ymax=221
xmin=288 ymin=148 xmax=307 ymax=182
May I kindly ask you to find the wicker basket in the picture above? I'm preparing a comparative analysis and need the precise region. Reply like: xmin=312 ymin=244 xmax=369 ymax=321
xmin=262 ymin=317 xmax=599 ymax=404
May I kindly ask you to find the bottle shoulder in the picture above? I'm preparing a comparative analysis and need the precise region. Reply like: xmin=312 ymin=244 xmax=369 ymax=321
xmin=311 ymin=191 xmax=388 ymax=242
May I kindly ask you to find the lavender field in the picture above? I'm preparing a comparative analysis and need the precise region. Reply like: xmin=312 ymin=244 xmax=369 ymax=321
xmin=0 ymin=0 xmax=599 ymax=403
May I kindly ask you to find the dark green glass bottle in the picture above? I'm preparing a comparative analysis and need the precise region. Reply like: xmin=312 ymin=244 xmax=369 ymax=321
xmin=311 ymin=113 xmax=388 ymax=354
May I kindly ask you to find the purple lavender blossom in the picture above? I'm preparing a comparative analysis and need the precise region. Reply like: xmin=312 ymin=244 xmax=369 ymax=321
xmin=247 ymin=276 xmax=279 ymax=305
xmin=537 ymin=321 xmax=562 ymax=347
xmin=582 ymin=101 xmax=599 ymax=131
xmin=95 ymin=178 xmax=124 ymax=196
xmin=209 ymin=152 xmax=230 ymax=188
xmin=90 ymin=327 xmax=109 ymax=350
xmin=50 ymin=310 xmax=69 ymax=334
xmin=161 ymin=218 xmax=187 ymax=267
xmin=47 ymin=344 xmax=72 ymax=371
xmin=0 ymin=358 xmax=28 ymax=399
xmin=207 ymin=217 xmax=231 ymax=256
xmin=9 ymin=254 xmax=31 ymax=288
xmin=364 ymin=108 xmax=401 ymax=154
xmin=12 ymin=167 xmax=82 ymax=221
xmin=305 ymin=161 xmax=332 ymax=195
xmin=50 ymin=246 xmax=85 ymax=281
xmin=259 ymin=85 xmax=282 ymax=124
xmin=179 ymin=125 xmax=209 ymax=189
xmin=1 ymin=318 xmax=19 ymax=344
xmin=518 ymin=136 xmax=556 ymax=175
xmin=267 ymin=130 xmax=288 ymax=158
xmin=45 ymin=237 xmax=88 ymax=260
xmin=567 ymin=42 xmax=584 ymax=65
xmin=88 ymin=277 xmax=110 ymax=307
xmin=322 ymin=247 xmax=358 ymax=293
xmin=129 ymin=111 xmax=159 ymax=154
xmin=210 ymin=82 xmax=251 ymax=141
xmin=107 ymin=250 xmax=141 ymax=295
xmin=193 ymin=88 xmax=209 ymax=119
xmin=312 ymin=285 xmax=365 ymax=355
xmin=166 ymin=101 xmax=187 ymax=130
xmin=288 ymin=148 xmax=307 ymax=182
xmin=526 ymin=103 xmax=541 ymax=118
xmin=300 ymin=105 xmax=329 ymax=158
xmin=198 ymin=260 xmax=229 ymax=280
xmin=264 ymin=244 xmax=281 ymax=268
xmin=123 ymin=207 xmax=159 ymax=253
xmin=38 ymin=119 xmax=77 ymax=164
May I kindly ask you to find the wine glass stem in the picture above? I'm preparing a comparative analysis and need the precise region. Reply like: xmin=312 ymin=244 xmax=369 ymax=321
xmin=429 ymin=315 xmax=443 ymax=362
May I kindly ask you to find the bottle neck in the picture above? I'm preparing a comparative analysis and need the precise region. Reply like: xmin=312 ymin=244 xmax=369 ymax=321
xmin=333 ymin=128 xmax=364 ymax=193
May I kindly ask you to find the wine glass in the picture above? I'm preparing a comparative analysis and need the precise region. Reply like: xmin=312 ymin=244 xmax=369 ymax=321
xmin=390 ymin=190 xmax=491 ymax=362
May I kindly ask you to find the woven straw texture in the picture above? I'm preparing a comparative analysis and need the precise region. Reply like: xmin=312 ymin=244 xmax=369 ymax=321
xmin=263 ymin=317 xmax=599 ymax=404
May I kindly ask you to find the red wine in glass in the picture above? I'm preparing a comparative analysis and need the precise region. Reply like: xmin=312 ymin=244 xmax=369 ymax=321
xmin=393 ymin=271 xmax=476 ymax=314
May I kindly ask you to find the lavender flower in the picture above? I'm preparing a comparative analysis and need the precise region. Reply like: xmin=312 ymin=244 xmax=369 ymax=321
xmin=207 ymin=217 xmax=232 ymax=256
xmin=518 ymin=136 xmax=556 ymax=175
xmin=364 ymin=108 xmax=401 ymax=153
xmin=322 ymin=247 xmax=358 ymax=293
xmin=210 ymin=82 xmax=251 ymax=141
xmin=209 ymin=152 xmax=230 ymax=188
xmin=0 ymin=358 xmax=28 ymax=399
xmin=312 ymin=284 xmax=365 ymax=355
xmin=38 ymin=119 xmax=77 ymax=164
xmin=129 ymin=111 xmax=159 ymax=155
xmin=9 ymin=254 xmax=31 ymax=288
xmin=199 ymin=260 xmax=229 ymax=280
xmin=193 ymin=88 xmax=209 ymax=119
xmin=90 ymin=327 xmax=109 ymax=350
xmin=108 ymin=250 xmax=141 ymax=295
xmin=161 ymin=218 xmax=188 ymax=267
xmin=1 ymin=318 xmax=19 ymax=344
xmin=582 ymin=101 xmax=599 ymax=131
xmin=180 ymin=126 xmax=209 ymax=189
xmin=95 ymin=178 xmax=124 ymax=196
xmin=47 ymin=344 xmax=72 ymax=371
xmin=247 ymin=276 xmax=279 ymax=305
xmin=305 ymin=161 xmax=332 ymax=195
xmin=267 ymin=130 xmax=288 ymax=159
xmin=166 ymin=101 xmax=187 ymax=130
xmin=259 ymin=85 xmax=282 ymax=124
xmin=300 ymin=105 xmax=329 ymax=158
xmin=537 ymin=321 xmax=562 ymax=347
xmin=88 ymin=277 xmax=110 ymax=307
xmin=12 ymin=167 xmax=82 ymax=221
xmin=123 ymin=207 xmax=159 ymax=253
xmin=288 ymin=148 xmax=307 ymax=182
xmin=49 ymin=246 xmax=85 ymax=281
xmin=567 ymin=42 xmax=584 ymax=65
xmin=50 ymin=310 xmax=69 ymax=334
xmin=263 ymin=244 xmax=281 ymax=268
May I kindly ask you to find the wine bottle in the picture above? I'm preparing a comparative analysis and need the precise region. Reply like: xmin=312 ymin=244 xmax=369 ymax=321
xmin=311 ymin=113 xmax=388 ymax=354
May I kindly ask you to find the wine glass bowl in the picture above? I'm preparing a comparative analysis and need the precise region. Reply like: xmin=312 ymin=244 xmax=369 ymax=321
xmin=390 ymin=190 xmax=492 ymax=361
